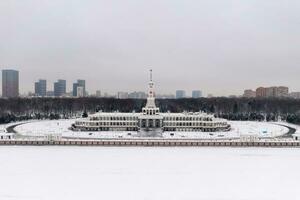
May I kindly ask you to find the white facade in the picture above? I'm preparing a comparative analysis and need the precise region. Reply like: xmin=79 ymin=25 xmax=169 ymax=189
xmin=72 ymin=70 xmax=230 ymax=134
xmin=77 ymin=86 xmax=84 ymax=97
xmin=0 ymin=133 xmax=14 ymax=140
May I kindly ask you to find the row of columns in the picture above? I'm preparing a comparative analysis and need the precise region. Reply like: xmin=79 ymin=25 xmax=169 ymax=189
xmin=139 ymin=119 xmax=162 ymax=128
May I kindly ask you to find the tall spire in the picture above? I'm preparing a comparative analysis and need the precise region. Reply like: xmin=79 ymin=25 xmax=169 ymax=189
xmin=142 ymin=69 xmax=160 ymax=115
xmin=148 ymin=69 xmax=154 ymax=98
xmin=145 ymin=69 xmax=156 ymax=108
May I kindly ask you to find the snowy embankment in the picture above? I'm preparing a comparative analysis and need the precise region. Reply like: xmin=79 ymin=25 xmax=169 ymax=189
xmin=12 ymin=119 xmax=290 ymax=140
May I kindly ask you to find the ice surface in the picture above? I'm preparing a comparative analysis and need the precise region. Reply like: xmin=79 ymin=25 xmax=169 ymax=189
xmin=13 ymin=119 xmax=290 ymax=139
xmin=0 ymin=147 xmax=299 ymax=200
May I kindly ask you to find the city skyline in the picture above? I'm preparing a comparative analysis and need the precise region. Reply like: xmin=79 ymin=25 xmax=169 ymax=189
xmin=2 ymin=69 xmax=300 ymax=99
xmin=1 ymin=0 xmax=300 ymax=96
xmin=1 ymin=68 xmax=299 ymax=97
xmin=1 ymin=69 xmax=208 ymax=97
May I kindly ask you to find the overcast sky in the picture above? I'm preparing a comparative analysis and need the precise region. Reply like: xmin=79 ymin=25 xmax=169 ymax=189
xmin=1 ymin=0 xmax=300 ymax=96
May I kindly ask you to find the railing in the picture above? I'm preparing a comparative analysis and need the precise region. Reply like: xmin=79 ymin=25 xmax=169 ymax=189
xmin=0 ymin=138 xmax=299 ymax=147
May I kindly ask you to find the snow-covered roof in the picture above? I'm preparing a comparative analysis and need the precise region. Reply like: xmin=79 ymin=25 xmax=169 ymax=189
xmin=90 ymin=111 xmax=215 ymax=118
xmin=160 ymin=112 xmax=214 ymax=117
xmin=91 ymin=112 xmax=140 ymax=117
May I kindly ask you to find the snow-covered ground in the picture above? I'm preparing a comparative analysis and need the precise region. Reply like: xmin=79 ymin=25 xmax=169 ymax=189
xmin=13 ymin=119 xmax=289 ymax=139
xmin=0 ymin=147 xmax=299 ymax=200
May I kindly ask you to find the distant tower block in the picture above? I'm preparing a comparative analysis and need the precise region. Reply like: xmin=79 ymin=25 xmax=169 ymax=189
xmin=2 ymin=69 xmax=19 ymax=98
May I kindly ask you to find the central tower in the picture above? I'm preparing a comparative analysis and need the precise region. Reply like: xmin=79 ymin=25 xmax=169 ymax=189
xmin=142 ymin=69 xmax=160 ymax=115
xmin=138 ymin=70 xmax=163 ymax=136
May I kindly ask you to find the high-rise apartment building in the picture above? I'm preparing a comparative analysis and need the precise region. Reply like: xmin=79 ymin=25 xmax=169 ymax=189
xmin=54 ymin=79 xmax=66 ymax=97
xmin=128 ymin=91 xmax=147 ymax=99
xmin=76 ymin=86 xmax=84 ymax=97
xmin=117 ymin=92 xmax=129 ymax=99
xmin=2 ymin=69 xmax=19 ymax=98
xmin=96 ymin=90 xmax=101 ymax=97
xmin=73 ymin=80 xmax=86 ymax=97
xmin=277 ymin=86 xmax=289 ymax=97
xmin=256 ymin=87 xmax=267 ymax=97
xmin=176 ymin=90 xmax=186 ymax=99
xmin=192 ymin=90 xmax=202 ymax=98
xmin=256 ymin=86 xmax=289 ymax=98
xmin=243 ymin=89 xmax=256 ymax=98
xmin=34 ymin=79 xmax=47 ymax=97
xmin=266 ymin=87 xmax=277 ymax=97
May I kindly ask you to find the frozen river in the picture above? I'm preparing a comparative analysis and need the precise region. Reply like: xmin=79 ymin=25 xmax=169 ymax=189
xmin=0 ymin=147 xmax=299 ymax=200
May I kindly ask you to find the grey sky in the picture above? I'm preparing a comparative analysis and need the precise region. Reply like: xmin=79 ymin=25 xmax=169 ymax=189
xmin=1 ymin=0 xmax=300 ymax=96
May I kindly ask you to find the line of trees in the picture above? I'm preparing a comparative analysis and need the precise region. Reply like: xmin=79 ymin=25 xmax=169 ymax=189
xmin=0 ymin=97 xmax=300 ymax=124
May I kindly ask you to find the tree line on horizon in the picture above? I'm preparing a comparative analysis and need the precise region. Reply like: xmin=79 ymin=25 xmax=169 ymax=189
xmin=0 ymin=97 xmax=300 ymax=125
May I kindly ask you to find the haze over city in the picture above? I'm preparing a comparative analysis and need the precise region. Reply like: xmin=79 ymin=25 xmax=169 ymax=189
xmin=1 ymin=0 xmax=300 ymax=95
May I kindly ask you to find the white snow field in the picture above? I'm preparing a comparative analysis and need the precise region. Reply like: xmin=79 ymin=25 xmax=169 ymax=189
xmin=0 ymin=147 xmax=300 ymax=200
xmin=13 ymin=119 xmax=289 ymax=139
